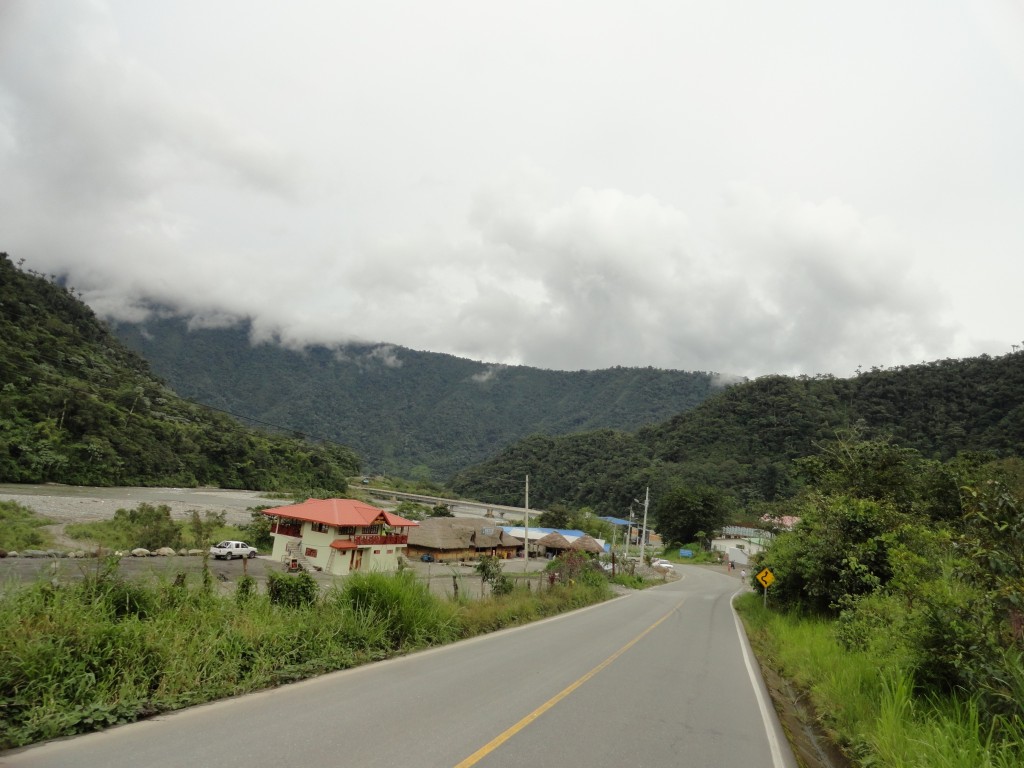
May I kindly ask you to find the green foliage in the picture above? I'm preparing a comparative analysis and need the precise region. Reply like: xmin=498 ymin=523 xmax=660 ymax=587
xmin=452 ymin=429 xmax=654 ymax=514
xmin=474 ymin=554 xmax=503 ymax=584
xmin=0 ymin=253 xmax=359 ymax=491
xmin=739 ymin=593 xmax=1024 ymax=767
xmin=120 ymin=504 xmax=182 ymax=551
xmin=265 ymin=571 xmax=319 ymax=608
xmin=65 ymin=503 xmax=182 ymax=551
xmin=536 ymin=504 xmax=614 ymax=540
xmin=331 ymin=571 xmax=461 ymax=647
xmin=546 ymin=550 xmax=606 ymax=588
xmin=188 ymin=510 xmax=225 ymax=551
xmin=429 ymin=504 xmax=454 ymax=517
xmin=112 ymin=314 xmax=719 ymax=481
xmin=235 ymin=575 xmax=257 ymax=605
xmin=759 ymin=494 xmax=900 ymax=613
xmin=454 ymin=353 xmax=1024 ymax=513
xmin=0 ymin=500 xmax=54 ymax=551
xmin=653 ymin=484 xmax=730 ymax=546
xmin=239 ymin=506 xmax=275 ymax=550
xmin=392 ymin=501 xmax=430 ymax=520
xmin=0 ymin=562 xmax=612 ymax=749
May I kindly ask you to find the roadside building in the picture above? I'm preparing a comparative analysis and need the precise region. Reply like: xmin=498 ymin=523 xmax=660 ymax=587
xmin=264 ymin=498 xmax=418 ymax=576
xmin=536 ymin=531 xmax=572 ymax=557
xmin=406 ymin=517 xmax=522 ymax=563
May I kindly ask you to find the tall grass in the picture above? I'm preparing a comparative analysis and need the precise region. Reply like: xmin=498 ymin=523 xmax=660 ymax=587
xmin=0 ymin=561 xmax=613 ymax=749
xmin=735 ymin=594 xmax=1024 ymax=767
xmin=0 ymin=500 xmax=54 ymax=551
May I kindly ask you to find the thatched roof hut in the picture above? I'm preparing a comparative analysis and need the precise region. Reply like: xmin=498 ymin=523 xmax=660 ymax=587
xmin=537 ymin=532 xmax=572 ymax=552
xmin=407 ymin=518 xmax=522 ymax=561
xmin=570 ymin=534 xmax=604 ymax=554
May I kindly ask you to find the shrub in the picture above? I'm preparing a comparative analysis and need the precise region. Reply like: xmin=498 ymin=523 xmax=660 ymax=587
xmin=266 ymin=571 xmax=318 ymax=608
xmin=332 ymin=571 xmax=459 ymax=647
xmin=235 ymin=575 xmax=257 ymax=605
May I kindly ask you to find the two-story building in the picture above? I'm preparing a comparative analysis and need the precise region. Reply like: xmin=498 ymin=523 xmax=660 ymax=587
xmin=263 ymin=498 xmax=418 ymax=576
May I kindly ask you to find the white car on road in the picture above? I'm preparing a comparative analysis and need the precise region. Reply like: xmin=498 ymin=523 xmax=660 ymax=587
xmin=210 ymin=540 xmax=258 ymax=560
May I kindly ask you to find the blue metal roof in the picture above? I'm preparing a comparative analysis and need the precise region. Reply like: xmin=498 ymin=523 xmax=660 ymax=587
xmin=599 ymin=516 xmax=632 ymax=527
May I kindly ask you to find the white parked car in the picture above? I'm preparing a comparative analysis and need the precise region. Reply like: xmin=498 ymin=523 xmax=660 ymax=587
xmin=210 ymin=540 xmax=258 ymax=560
xmin=651 ymin=558 xmax=675 ymax=570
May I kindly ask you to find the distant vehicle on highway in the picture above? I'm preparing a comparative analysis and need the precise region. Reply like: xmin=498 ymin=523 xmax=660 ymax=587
xmin=210 ymin=540 xmax=258 ymax=560
xmin=420 ymin=554 xmax=435 ymax=562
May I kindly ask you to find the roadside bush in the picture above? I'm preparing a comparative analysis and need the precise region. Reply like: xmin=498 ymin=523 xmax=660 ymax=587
xmin=235 ymin=575 xmax=257 ymax=605
xmin=332 ymin=571 xmax=459 ymax=647
xmin=67 ymin=503 xmax=182 ymax=551
xmin=265 ymin=571 xmax=318 ymax=608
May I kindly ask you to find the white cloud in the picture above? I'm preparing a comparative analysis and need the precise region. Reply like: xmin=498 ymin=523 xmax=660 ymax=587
xmin=1 ymin=0 xmax=1021 ymax=379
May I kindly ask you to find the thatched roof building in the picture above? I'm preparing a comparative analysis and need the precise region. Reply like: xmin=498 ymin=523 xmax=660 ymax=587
xmin=570 ymin=534 xmax=605 ymax=554
xmin=536 ymin=532 xmax=572 ymax=552
xmin=407 ymin=518 xmax=522 ymax=562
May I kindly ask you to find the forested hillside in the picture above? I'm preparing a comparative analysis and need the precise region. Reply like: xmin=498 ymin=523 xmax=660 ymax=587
xmin=0 ymin=254 xmax=359 ymax=490
xmin=112 ymin=316 xmax=718 ymax=480
xmin=451 ymin=354 xmax=1024 ymax=515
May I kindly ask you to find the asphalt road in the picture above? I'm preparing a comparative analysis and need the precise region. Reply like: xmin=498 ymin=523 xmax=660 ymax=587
xmin=1 ymin=566 xmax=796 ymax=768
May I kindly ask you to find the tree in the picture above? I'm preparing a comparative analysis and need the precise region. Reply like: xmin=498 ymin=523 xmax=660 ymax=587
xmin=475 ymin=555 xmax=504 ymax=593
xmin=653 ymin=484 xmax=730 ymax=547
xmin=756 ymin=493 xmax=900 ymax=613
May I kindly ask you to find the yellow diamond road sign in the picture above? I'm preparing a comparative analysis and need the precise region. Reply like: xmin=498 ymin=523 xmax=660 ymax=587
xmin=756 ymin=568 xmax=775 ymax=589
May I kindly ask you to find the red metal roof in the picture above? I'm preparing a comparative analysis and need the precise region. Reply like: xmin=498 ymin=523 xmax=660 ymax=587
xmin=330 ymin=539 xmax=358 ymax=550
xmin=265 ymin=498 xmax=419 ymax=528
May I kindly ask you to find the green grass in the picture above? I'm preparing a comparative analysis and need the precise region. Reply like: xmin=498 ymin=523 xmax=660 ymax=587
xmin=735 ymin=594 xmax=1024 ymax=767
xmin=0 ymin=560 xmax=613 ymax=749
xmin=0 ymin=500 xmax=54 ymax=551
xmin=64 ymin=519 xmax=246 ymax=551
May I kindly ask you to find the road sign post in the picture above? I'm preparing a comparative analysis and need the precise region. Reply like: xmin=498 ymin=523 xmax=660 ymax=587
xmin=756 ymin=568 xmax=775 ymax=608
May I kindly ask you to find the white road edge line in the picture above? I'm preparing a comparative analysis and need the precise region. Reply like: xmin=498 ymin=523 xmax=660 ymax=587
xmin=731 ymin=593 xmax=790 ymax=768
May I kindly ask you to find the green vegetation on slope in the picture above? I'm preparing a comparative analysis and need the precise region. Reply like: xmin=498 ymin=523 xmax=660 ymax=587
xmin=452 ymin=354 xmax=1024 ymax=520
xmin=0 ymin=561 xmax=611 ymax=749
xmin=737 ymin=437 xmax=1024 ymax=765
xmin=0 ymin=254 xmax=360 ymax=491
xmin=112 ymin=315 xmax=719 ymax=480
xmin=0 ymin=500 xmax=54 ymax=552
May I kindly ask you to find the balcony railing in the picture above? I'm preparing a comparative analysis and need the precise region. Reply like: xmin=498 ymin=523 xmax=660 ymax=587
xmin=270 ymin=522 xmax=302 ymax=537
xmin=353 ymin=534 xmax=408 ymax=546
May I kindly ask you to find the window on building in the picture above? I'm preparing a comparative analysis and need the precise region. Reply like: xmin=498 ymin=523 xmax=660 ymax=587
xmin=311 ymin=522 xmax=330 ymax=534
xmin=338 ymin=526 xmax=357 ymax=535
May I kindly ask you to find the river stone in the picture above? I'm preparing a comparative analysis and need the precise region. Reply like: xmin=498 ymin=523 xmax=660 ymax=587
xmin=154 ymin=547 xmax=177 ymax=557
xmin=131 ymin=548 xmax=151 ymax=557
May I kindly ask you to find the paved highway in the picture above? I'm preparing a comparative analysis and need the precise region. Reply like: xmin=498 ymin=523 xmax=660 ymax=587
xmin=2 ymin=566 xmax=796 ymax=768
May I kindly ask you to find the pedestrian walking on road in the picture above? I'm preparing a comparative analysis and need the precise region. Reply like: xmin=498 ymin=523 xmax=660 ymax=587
xmin=741 ymin=569 xmax=747 ymax=581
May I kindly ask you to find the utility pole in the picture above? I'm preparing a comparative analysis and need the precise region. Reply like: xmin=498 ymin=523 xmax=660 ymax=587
xmin=639 ymin=487 xmax=650 ymax=563
xmin=523 ymin=475 xmax=530 ymax=573
xmin=624 ymin=504 xmax=633 ymax=559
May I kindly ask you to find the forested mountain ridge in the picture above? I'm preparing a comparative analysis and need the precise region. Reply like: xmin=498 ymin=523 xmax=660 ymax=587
xmin=451 ymin=353 xmax=1024 ymax=514
xmin=112 ymin=316 xmax=720 ymax=480
xmin=0 ymin=254 xmax=359 ymax=490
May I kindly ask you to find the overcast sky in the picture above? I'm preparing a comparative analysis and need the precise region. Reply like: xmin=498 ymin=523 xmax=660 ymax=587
xmin=2 ymin=1 xmax=1022 ymax=378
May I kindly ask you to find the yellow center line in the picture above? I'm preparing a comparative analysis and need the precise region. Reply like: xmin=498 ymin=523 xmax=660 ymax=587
xmin=453 ymin=596 xmax=687 ymax=768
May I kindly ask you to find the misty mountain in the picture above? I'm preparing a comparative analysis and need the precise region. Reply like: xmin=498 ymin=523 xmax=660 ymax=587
xmin=451 ymin=354 xmax=1024 ymax=515
xmin=111 ymin=316 xmax=721 ymax=481
xmin=0 ymin=254 xmax=359 ymax=490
